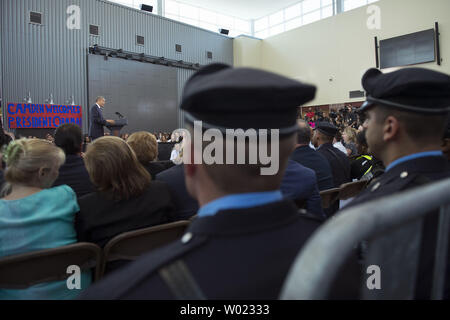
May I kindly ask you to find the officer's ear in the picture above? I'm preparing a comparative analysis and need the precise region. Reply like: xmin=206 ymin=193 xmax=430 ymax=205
xmin=382 ymin=115 xmax=400 ymax=142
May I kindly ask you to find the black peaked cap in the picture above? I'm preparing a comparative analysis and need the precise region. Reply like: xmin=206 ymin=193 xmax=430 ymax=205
xmin=180 ymin=63 xmax=317 ymax=134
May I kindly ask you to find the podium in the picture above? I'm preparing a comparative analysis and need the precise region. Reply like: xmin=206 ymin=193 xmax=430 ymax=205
xmin=106 ymin=118 xmax=128 ymax=137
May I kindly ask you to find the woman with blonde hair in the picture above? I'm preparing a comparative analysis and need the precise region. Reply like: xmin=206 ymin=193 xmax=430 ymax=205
xmin=0 ymin=138 xmax=91 ymax=299
xmin=342 ymin=126 xmax=358 ymax=157
xmin=76 ymin=136 xmax=175 ymax=256
xmin=127 ymin=131 xmax=174 ymax=179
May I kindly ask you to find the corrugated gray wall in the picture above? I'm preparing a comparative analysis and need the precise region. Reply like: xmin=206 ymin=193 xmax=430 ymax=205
xmin=0 ymin=0 xmax=233 ymax=132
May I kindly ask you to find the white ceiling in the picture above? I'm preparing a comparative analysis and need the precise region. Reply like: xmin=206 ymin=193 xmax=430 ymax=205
xmin=175 ymin=0 xmax=304 ymax=20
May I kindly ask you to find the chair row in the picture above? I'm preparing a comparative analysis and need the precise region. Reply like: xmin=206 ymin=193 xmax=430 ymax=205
xmin=319 ymin=180 xmax=368 ymax=209
xmin=0 ymin=220 xmax=190 ymax=290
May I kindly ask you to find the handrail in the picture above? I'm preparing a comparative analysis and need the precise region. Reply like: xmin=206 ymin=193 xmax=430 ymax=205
xmin=280 ymin=177 xmax=450 ymax=300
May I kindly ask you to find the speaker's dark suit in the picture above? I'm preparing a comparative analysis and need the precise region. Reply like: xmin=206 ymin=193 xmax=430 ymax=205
xmin=89 ymin=104 xmax=107 ymax=140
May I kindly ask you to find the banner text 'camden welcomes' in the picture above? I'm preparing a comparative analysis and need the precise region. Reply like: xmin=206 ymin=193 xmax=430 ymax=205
xmin=7 ymin=103 xmax=83 ymax=129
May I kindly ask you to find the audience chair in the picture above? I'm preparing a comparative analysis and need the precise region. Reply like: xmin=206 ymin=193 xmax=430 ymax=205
xmin=281 ymin=178 xmax=450 ymax=300
xmin=319 ymin=188 xmax=341 ymax=209
xmin=0 ymin=243 xmax=102 ymax=289
xmin=100 ymin=220 xmax=190 ymax=277
xmin=339 ymin=180 xmax=368 ymax=200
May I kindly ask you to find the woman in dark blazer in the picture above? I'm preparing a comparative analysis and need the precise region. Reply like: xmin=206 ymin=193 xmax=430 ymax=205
xmin=75 ymin=136 xmax=175 ymax=248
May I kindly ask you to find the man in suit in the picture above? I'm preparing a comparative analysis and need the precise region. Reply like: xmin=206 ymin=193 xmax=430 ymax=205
xmin=89 ymin=96 xmax=115 ymax=140
xmin=291 ymin=119 xmax=334 ymax=191
xmin=280 ymin=159 xmax=324 ymax=218
xmin=333 ymin=67 xmax=450 ymax=299
xmin=155 ymin=164 xmax=199 ymax=221
xmin=312 ymin=121 xmax=351 ymax=189
xmin=52 ymin=123 xmax=94 ymax=198
xmin=81 ymin=63 xmax=322 ymax=299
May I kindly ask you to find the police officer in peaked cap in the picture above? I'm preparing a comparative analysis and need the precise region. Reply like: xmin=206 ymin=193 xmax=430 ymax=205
xmin=80 ymin=63 xmax=323 ymax=300
xmin=338 ymin=67 xmax=450 ymax=300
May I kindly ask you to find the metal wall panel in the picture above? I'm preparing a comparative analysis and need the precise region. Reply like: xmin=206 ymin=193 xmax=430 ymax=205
xmin=0 ymin=0 xmax=233 ymax=132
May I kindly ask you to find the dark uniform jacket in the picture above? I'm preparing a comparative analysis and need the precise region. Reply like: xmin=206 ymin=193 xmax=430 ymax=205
xmin=53 ymin=154 xmax=94 ymax=198
xmin=89 ymin=104 xmax=106 ymax=140
xmin=336 ymin=155 xmax=450 ymax=299
xmin=316 ymin=143 xmax=351 ymax=188
xmin=155 ymin=164 xmax=199 ymax=221
xmin=290 ymin=145 xmax=334 ymax=191
xmin=80 ymin=200 xmax=321 ymax=300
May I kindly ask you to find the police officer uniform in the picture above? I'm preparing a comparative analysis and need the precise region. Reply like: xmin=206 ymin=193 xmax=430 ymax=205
xmin=336 ymin=67 xmax=450 ymax=300
xmin=345 ymin=68 xmax=450 ymax=209
xmin=81 ymin=63 xmax=322 ymax=300
xmin=315 ymin=122 xmax=351 ymax=189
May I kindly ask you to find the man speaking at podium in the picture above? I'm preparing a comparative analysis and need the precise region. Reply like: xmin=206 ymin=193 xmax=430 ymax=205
xmin=89 ymin=96 xmax=116 ymax=140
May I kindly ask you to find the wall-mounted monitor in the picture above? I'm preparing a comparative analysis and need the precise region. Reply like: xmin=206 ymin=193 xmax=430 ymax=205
xmin=379 ymin=29 xmax=436 ymax=69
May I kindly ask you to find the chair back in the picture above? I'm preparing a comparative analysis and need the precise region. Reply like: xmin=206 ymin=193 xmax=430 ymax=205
xmin=0 ymin=243 xmax=102 ymax=289
xmin=101 ymin=221 xmax=190 ymax=276
xmin=319 ymin=188 xmax=340 ymax=208
xmin=339 ymin=180 xmax=368 ymax=200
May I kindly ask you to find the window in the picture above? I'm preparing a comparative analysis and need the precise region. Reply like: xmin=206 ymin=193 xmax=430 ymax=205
xmin=343 ymin=0 xmax=378 ymax=12
xmin=285 ymin=3 xmax=301 ymax=21
xmin=162 ymin=0 xmax=251 ymax=37
xmin=302 ymin=0 xmax=321 ymax=14
xmin=269 ymin=10 xmax=284 ymax=27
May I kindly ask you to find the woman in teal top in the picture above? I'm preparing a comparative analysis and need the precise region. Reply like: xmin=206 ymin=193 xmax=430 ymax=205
xmin=0 ymin=139 xmax=91 ymax=300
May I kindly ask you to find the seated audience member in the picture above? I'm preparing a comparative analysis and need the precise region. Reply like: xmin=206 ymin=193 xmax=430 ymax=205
xmin=120 ymin=133 xmax=129 ymax=141
xmin=342 ymin=127 xmax=358 ymax=156
xmin=52 ymin=124 xmax=94 ymax=198
xmin=336 ymin=67 xmax=450 ymax=299
xmin=350 ymin=130 xmax=374 ymax=181
xmin=281 ymin=160 xmax=325 ymax=218
xmin=81 ymin=64 xmax=322 ymax=300
xmin=312 ymin=122 xmax=351 ymax=189
xmin=127 ymin=131 xmax=175 ymax=180
xmin=333 ymin=131 xmax=348 ymax=154
xmin=156 ymin=163 xmax=199 ymax=221
xmin=312 ymin=121 xmax=351 ymax=216
xmin=0 ymin=139 xmax=91 ymax=299
xmin=156 ymin=135 xmax=198 ymax=221
xmin=76 ymin=136 xmax=175 ymax=249
xmin=291 ymin=120 xmax=334 ymax=191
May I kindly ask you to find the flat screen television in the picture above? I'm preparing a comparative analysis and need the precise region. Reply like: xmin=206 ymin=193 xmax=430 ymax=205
xmin=379 ymin=29 xmax=436 ymax=69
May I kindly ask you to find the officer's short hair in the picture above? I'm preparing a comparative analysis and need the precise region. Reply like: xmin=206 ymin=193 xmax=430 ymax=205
xmin=96 ymin=96 xmax=105 ymax=102
xmin=373 ymin=106 xmax=447 ymax=143
xmin=186 ymin=125 xmax=295 ymax=193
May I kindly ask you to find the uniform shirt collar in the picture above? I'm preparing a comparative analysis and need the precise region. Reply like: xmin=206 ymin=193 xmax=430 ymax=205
xmin=197 ymin=191 xmax=283 ymax=218
xmin=385 ymin=151 xmax=443 ymax=172
xmin=96 ymin=103 xmax=102 ymax=109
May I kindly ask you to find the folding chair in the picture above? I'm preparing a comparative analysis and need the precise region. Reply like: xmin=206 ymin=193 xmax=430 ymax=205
xmin=339 ymin=180 xmax=368 ymax=200
xmin=281 ymin=178 xmax=450 ymax=300
xmin=319 ymin=188 xmax=341 ymax=209
xmin=100 ymin=220 xmax=190 ymax=277
xmin=0 ymin=243 xmax=102 ymax=289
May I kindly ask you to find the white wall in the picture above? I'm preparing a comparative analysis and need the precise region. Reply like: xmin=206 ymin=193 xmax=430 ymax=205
xmin=234 ymin=0 xmax=450 ymax=106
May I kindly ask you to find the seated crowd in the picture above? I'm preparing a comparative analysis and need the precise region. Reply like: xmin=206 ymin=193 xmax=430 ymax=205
xmin=0 ymin=64 xmax=449 ymax=300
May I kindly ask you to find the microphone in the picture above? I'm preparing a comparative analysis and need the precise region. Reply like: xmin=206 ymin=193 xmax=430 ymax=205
xmin=115 ymin=112 xmax=124 ymax=119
